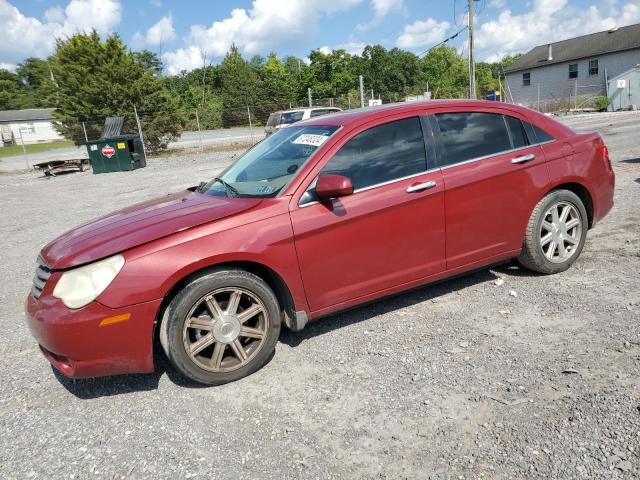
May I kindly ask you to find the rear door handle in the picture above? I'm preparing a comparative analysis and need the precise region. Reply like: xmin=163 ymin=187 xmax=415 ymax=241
xmin=406 ymin=180 xmax=436 ymax=193
xmin=512 ymin=153 xmax=535 ymax=164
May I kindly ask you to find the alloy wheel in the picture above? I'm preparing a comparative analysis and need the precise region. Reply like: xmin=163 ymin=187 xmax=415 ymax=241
xmin=539 ymin=201 xmax=582 ymax=263
xmin=182 ymin=287 xmax=268 ymax=373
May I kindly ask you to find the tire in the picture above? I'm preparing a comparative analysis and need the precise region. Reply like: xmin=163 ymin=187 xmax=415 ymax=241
xmin=518 ymin=189 xmax=588 ymax=274
xmin=160 ymin=268 xmax=281 ymax=385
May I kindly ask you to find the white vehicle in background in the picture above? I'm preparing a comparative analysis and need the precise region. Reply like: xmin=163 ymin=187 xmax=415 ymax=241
xmin=265 ymin=107 xmax=342 ymax=135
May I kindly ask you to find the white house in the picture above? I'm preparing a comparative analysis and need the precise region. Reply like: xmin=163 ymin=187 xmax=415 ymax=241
xmin=0 ymin=108 xmax=64 ymax=147
xmin=503 ymin=23 xmax=640 ymax=110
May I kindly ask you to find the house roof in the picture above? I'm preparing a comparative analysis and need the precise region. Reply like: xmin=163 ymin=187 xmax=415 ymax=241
xmin=504 ymin=23 xmax=640 ymax=74
xmin=0 ymin=108 xmax=56 ymax=122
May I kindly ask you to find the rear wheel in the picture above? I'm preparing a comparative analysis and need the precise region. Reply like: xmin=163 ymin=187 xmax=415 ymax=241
xmin=160 ymin=268 xmax=281 ymax=385
xmin=518 ymin=190 xmax=588 ymax=274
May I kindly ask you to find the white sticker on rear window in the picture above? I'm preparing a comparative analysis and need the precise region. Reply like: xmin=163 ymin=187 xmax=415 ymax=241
xmin=292 ymin=134 xmax=330 ymax=147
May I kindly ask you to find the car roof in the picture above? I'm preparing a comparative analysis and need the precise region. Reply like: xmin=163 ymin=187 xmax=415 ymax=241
xmin=297 ymin=100 xmax=528 ymax=127
xmin=297 ymin=99 xmax=573 ymax=140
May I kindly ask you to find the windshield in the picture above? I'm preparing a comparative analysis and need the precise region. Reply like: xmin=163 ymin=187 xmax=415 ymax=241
xmin=200 ymin=125 xmax=339 ymax=198
xmin=281 ymin=111 xmax=304 ymax=124
xmin=266 ymin=113 xmax=280 ymax=127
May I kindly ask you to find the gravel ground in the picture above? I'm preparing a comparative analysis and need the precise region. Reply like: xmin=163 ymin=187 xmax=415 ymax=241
xmin=0 ymin=112 xmax=638 ymax=479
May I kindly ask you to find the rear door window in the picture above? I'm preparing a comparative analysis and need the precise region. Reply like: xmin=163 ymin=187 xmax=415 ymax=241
xmin=320 ymin=116 xmax=427 ymax=190
xmin=435 ymin=112 xmax=512 ymax=166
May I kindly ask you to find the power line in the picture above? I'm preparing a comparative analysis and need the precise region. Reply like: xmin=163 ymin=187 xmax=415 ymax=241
xmin=418 ymin=26 xmax=468 ymax=57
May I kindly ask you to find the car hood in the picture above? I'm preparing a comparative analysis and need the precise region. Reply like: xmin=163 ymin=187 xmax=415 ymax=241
xmin=41 ymin=190 xmax=261 ymax=269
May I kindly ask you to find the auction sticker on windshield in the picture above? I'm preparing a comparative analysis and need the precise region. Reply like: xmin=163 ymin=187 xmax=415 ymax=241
xmin=292 ymin=134 xmax=330 ymax=147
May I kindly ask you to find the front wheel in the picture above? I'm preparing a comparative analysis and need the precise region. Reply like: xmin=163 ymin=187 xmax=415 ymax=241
xmin=160 ymin=268 xmax=281 ymax=385
xmin=518 ymin=190 xmax=588 ymax=274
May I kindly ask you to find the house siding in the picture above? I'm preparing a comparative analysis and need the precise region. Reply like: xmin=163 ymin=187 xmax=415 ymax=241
xmin=0 ymin=120 xmax=64 ymax=145
xmin=505 ymin=48 xmax=640 ymax=106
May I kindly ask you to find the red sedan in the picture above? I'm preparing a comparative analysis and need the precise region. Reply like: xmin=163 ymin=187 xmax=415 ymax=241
xmin=26 ymin=101 xmax=615 ymax=385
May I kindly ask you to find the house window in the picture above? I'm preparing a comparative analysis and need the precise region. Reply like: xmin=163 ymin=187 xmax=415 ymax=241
xmin=569 ymin=63 xmax=578 ymax=79
xmin=589 ymin=59 xmax=599 ymax=75
xmin=523 ymin=72 xmax=531 ymax=86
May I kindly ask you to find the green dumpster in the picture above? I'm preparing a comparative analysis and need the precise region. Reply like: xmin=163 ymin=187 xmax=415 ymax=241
xmin=86 ymin=134 xmax=146 ymax=174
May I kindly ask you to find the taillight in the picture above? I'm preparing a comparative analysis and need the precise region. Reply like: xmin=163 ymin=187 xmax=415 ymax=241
xmin=597 ymin=141 xmax=612 ymax=172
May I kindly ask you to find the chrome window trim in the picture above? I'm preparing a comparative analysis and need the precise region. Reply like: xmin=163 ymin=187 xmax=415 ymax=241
xmin=298 ymin=168 xmax=438 ymax=208
xmin=438 ymin=139 xmax=554 ymax=171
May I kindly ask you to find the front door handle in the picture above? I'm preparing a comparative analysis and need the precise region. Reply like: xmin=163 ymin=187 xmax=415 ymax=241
xmin=512 ymin=153 xmax=535 ymax=164
xmin=406 ymin=180 xmax=436 ymax=193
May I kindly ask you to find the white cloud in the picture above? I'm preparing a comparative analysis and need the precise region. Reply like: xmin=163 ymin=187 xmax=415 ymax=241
xmin=147 ymin=14 xmax=176 ymax=45
xmin=395 ymin=18 xmax=451 ymax=50
xmin=0 ymin=62 xmax=16 ymax=71
xmin=162 ymin=46 xmax=205 ymax=74
xmin=476 ymin=0 xmax=640 ymax=62
xmin=162 ymin=0 xmax=363 ymax=73
xmin=371 ymin=0 xmax=405 ymax=17
xmin=132 ymin=13 xmax=176 ymax=48
xmin=0 ymin=0 xmax=121 ymax=65
xmin=489 ymin=0 xmax=506 ymax=8
xmin=318 ymin=42 xmax=367 ymax=56
xmin=357 ymin=0 xmax=405 ymax=31
xmin=150 ymin=0 xmax=162 ymax=7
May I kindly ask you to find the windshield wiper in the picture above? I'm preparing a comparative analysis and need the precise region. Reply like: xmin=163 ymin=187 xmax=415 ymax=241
xmin=211 ymin=177 xmax=240 ymax=197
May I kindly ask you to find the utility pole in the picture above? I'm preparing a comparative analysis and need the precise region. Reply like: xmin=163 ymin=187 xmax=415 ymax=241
xmin=359 ymin=75 xmax=365 ymax=108
xmin=468 ymin=0 xmax=477 ymax=100
xmin=307 ymin=88 xmax=312 ymax=107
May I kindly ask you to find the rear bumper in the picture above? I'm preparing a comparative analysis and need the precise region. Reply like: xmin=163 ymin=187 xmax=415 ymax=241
xmin=25 ymin=294 xmax=162 ymax=378
xmin=592 ymin=168 xmax=615 ymax=226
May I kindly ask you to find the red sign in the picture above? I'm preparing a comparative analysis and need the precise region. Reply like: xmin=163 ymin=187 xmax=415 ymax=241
xmin=101 ymin=145 xmax=116 ymax=158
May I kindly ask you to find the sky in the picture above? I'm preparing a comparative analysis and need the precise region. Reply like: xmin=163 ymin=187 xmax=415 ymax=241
xmin=2 ymin=0 xmax=640 ymax=74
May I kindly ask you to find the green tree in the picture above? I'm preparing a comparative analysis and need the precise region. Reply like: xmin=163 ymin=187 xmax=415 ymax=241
xmin=219 ymin=45 xmax=261 ymax=127
xmin=132 ymin=50 xmax=163 ymax=76
xmin=361 ymin=46 xmax=422 ymax=102
xmin=420 ymin=45 xmax=468 ymax=99
xmin=49 ymin=31 xmax=182 ymax=152
xmin=0 ymin=70 xmax=23 ymax=110
xmin=475 ymin=62 xmax=497 ymax=98
xmin=258 ymin=53 xmax=296 ymax=116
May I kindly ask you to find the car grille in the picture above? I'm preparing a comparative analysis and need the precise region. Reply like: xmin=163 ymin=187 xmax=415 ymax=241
xmin=32 ymin=257 xmax=52 ymax=300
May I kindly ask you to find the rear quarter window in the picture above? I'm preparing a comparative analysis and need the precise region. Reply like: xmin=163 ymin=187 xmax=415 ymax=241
xmin=529 ymin=123 xmax=555 ymax=143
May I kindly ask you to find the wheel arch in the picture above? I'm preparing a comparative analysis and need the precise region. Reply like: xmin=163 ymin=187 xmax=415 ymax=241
xmin=153 ymin=260 xmax=298 ymax=353
xmin=548 ymin=182 xmax=594 ymax=228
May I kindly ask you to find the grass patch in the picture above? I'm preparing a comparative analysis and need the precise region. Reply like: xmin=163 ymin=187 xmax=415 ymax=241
xmin=0 ymin=140 xmax=75 ymax=159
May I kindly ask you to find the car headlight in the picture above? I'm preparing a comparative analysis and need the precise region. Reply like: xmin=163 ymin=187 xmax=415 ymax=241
xmin=53 ymin=255 xmax=125 ymax=309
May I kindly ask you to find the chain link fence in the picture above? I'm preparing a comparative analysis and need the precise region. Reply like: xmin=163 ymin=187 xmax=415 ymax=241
xmin=503 ymin=80 xmax=608 ymax=114
xmin=60 ymin=90 xmax=389 ymax=159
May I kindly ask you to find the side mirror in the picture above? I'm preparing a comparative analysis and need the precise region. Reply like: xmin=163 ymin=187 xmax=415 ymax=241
xmin=315 ymin=173 xmax=354 ymax=200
